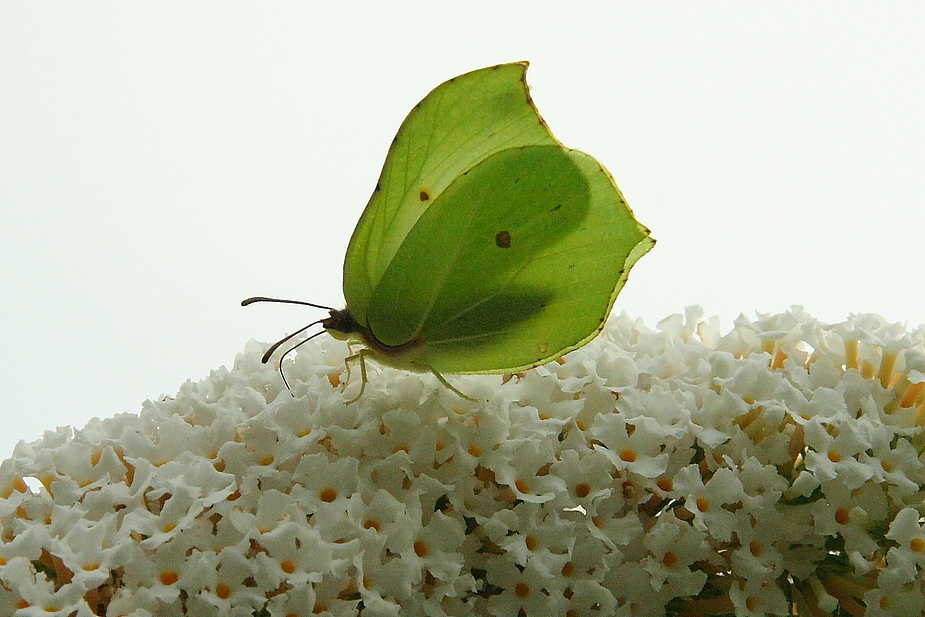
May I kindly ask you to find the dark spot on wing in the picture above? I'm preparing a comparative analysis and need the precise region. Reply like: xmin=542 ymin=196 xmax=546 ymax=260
xmin=495 ymin=230 xmax=512 ymax=249
xmin=420 ymin=190 xmax=431 ymax=202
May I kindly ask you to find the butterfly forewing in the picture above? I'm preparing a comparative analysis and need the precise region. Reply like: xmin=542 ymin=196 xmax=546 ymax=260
xmin=343 ymin=62 xmax=559 ymax=328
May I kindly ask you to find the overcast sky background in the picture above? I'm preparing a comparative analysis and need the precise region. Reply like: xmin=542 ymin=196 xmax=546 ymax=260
xmin=2 ymin=3 xmax=923 ymax=459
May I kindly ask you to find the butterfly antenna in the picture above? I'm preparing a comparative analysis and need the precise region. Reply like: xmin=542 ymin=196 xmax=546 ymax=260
xmin=241 ymin=296 xmax=335 ymax=310
xmin=242 ymin=296 xmax=336 ymax=390
xmin=260 ymin=319 xmax=324 ymax=364
xmin=277 ymin=330 xmax=327 ymax=391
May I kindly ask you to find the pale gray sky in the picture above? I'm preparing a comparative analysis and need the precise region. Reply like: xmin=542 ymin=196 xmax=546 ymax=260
xmin=2 ymin=3 xmax=923 ymax=458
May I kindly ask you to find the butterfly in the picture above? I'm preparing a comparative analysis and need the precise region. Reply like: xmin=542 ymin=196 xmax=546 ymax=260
xmin=244 ymin=62 xmax=654 ymax=401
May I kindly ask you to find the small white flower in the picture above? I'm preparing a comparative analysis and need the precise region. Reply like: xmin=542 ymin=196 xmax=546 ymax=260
xmin=641 ymin=511 xmax=709 ymax=596
xmin=882 ymin=507 xmax=925 ymax=584
xmin=487 ymin=438 xmax=565 ymax=503
xmin=484 ymin=555 xmax=565 ymax=616
xmin=729 ymin=576 xmax=789 ymax=616
xmin=591 ymin=413 xmax=672 ymax=479
xmin=803 ymin=414 xmax=876 ymax=489
xmin=862 ymin=580 xmax=925 ymax=617
xmin=672 ymin=465 xmax=744 ymax=542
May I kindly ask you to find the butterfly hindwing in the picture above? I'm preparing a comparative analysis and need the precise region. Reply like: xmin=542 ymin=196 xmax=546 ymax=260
xmin=366 ymin=145 xmax=589 ymax=349
xmin=366 ymin=145 xmax=653 ymax=374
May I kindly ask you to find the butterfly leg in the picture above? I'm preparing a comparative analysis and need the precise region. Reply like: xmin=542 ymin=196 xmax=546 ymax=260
xmin=343 ymin=341 xmax=360 ymax=384
xmin=423 ymin=365 xmax=478 ymax=402
xmin=342 ymin=348 xmax=370 ymax=404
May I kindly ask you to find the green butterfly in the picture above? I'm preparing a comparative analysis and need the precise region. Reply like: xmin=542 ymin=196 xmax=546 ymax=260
xmin=245 ymin=62 xmax=654 ymax=401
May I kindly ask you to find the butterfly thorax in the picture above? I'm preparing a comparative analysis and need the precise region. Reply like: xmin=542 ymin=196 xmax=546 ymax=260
xmin=323 ymin=308 xmax=426 ymax=367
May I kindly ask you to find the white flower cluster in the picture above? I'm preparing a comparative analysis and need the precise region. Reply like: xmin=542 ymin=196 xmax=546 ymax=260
xmin=1 ymin=307 xmax=924 ymax=617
